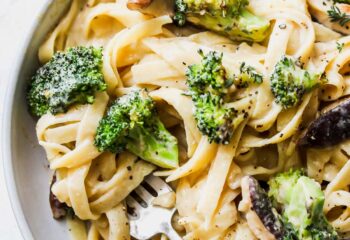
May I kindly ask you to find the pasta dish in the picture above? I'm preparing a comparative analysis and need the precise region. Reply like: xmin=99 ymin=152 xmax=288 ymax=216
xmin=26 ymin=0 xmax=350 ymax=239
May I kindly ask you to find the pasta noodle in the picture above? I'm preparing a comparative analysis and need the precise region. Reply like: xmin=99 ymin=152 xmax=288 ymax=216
xmin=31 ymin=0 xmax=350 ymax=239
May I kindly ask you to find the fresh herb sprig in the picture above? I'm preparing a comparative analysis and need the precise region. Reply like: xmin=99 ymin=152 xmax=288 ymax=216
xmin=328 ymin=5 xmax=350 ymax=26
xmin=337 ymin=41 xmax=345 ymax=52
xmin=333 ymin=0 xmax=350 ymax=3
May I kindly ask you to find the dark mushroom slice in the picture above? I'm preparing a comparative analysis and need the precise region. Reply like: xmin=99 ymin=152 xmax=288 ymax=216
xmin=49 ymin=173 xmax=70 ymax=219
xmin=127 ymin=0 xmax=175 ymax=17
xmin=298 ymin=97 xmax=350 ymax=148
xmin=240 ymin=176 xmax=285 ymax=240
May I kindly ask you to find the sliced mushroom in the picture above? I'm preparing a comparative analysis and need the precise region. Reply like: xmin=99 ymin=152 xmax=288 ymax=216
xmin=299 ymin=97 xmax=350 ymax=148
xmin=49 ymin=173 xmax=69 ymax=219
xmin=127 ymin=0 xmax=174 ymax=17
xmin=239 ymin=176 xmax=285 ymax=240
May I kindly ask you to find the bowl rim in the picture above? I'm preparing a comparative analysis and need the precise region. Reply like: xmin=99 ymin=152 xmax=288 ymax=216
xmin=1 ymin=1 xmax=56 ymax=239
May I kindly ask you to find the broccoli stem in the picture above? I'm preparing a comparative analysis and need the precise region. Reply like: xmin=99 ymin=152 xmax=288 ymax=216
xmin=126 ymin=119 xmax=179 ymax=169
xmin=174 ymin=0 xmax=270 ymax=42
xmin=94 ymin=89 xmax=179 ymax=169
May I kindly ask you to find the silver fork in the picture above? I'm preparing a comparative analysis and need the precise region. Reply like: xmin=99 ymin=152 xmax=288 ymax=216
xmin=126 ymin=175 xmax=182 ymax=240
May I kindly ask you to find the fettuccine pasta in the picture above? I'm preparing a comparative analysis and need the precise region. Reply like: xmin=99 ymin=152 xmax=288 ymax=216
xmin=29 ymin=0 xmax=350 ymax=239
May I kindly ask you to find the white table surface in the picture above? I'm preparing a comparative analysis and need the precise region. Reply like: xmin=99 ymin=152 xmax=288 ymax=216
xmin=0 ymin=0 xmax=48 ymax=239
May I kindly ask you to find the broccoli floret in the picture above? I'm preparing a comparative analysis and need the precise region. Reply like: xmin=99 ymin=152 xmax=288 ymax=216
xmin=268 ymin=170 xmax=303 ymax=207
xmin=245 ymin=172 xmax=337 ymax=239
xmin=187 ymin=50 xmax=232 ymax=96
xmin=268 ymin=170 xmax=338 ymax=240
xmin=270 ymin=56 xmax=320 ymax=109
xmin=94 ymin=89 xmax=179 ymax=169
xmin=282 ymin=220 xmax=299 ymax=240
xmin=175 ymin=0 xmax=248 ymax=20
xmin=194 ymin=94 xmax=240 ymax=144
xmin=27 ymin=46 xmax=106 ymax=117
xmin=174 ymin=0 xmax=270 ymax=42
xmin=186 ymin=50 xmax=244 ymax=144
xmin=234 ymin=62 xmax=263 ymax=88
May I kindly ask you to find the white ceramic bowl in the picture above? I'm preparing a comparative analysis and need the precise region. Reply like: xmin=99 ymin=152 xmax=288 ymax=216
xmin=2 ymin=1 xmax=74 ymax=239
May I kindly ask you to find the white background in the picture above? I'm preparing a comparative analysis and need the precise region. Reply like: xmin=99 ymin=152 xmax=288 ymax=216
xmin=0 ymin=0 xmax=47 ymax=239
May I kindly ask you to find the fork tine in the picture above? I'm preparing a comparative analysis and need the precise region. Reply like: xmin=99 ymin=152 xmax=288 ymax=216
xmin=134 ymin=185 xmax=154 ymax=203
xmin=126 ymin=196 xmax=140 ymax=218
xmin=145 ymin=175 xmax=172 ymax=194
xmin=126 ymin=175 xmax=182 ymax=240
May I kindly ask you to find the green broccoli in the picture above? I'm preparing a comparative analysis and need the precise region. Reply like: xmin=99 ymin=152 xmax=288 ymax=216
xmin=174 ymin=0 xmax=270 ymax=42
xmin=187 ymin=50 xmax=232 ymax=97
xmin=193 ymin=94 xmax=242 ymax=144
xmin=186 ymin=50 xmax=245 ymax=144
xmin=270 ymin=56 xmax=320 ymax=109
xmin=234 ymin=62 xmax=263 ymax=88
xmin=27 ymin=46 xmax=106 ymax=117
xmin=94 ymin=89 xmax=179 ymax=169
xmin=268 ymin=170 xmax=338 ymax=240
